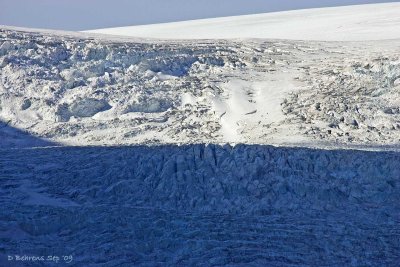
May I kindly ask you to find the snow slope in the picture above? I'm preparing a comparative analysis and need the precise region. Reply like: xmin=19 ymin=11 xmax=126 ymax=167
xmin=87 ymin=3 xmax=400 ymax=41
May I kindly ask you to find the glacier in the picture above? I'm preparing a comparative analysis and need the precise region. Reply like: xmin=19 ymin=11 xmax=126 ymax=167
xmin=1 ymin=143 xmax=399 ymax=266
xmin=1 ymin=27 xmax=400 ymax=148
xmin=1 ymin=3 xmax=400 ymax=265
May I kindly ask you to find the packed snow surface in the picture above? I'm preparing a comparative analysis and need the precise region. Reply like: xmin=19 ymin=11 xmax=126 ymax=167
xmin=88 ymin=3 xmax=400 ymax=41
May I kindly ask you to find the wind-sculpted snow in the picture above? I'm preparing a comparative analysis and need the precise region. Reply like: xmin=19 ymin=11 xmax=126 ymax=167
xmin=1 ymin=27 xmax=400 ymax=148
xmin=1 ymin=144 xmax=399 ymax=266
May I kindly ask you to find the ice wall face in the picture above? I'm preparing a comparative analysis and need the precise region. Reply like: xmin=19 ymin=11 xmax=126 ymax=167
xmin=1 ymin=28 xmax=400 ymax=148
xmin=0 ymin=29 xmax=234 ymax=145
xmin=1 ymin=145 xmax=399 ymax=266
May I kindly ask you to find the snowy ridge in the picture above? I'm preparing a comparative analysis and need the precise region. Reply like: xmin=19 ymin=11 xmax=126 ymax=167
xmin=88 ymin=3 xmax=400 ymax=41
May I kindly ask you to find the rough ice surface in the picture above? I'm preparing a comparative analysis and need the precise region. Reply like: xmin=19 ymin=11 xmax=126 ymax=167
xmin=1 ymin=28 xmax=400 ymax=148
xmin=1 ymin=145 xmax=399 ymax=266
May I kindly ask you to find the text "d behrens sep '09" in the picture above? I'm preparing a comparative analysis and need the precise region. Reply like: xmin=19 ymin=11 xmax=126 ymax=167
xmin=8 ymin=255 xmax=73 ymax=263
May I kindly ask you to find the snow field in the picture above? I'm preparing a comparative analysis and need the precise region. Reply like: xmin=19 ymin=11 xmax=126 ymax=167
xmin=88 ymin=3 xmax=400 ymax=41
